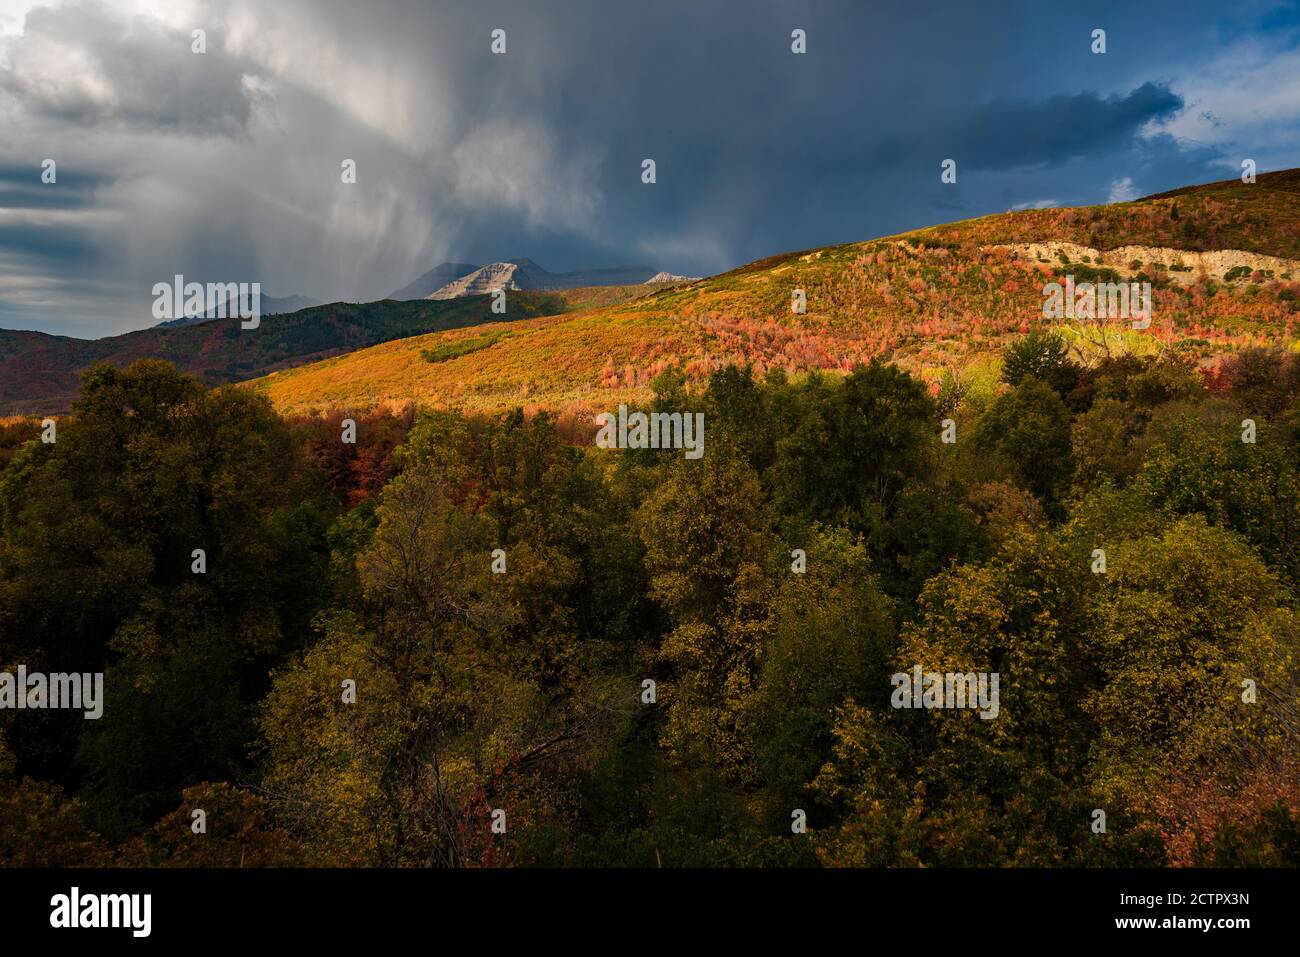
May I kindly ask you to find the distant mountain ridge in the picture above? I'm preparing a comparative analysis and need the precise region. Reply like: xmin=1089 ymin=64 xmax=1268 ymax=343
xmin=406 ymin=258 xmax=658 ymax=300
xmin=155 ymin=293 xmax=322 ymax=328
xmin=387 ymin=263 xmax=480 ymax=300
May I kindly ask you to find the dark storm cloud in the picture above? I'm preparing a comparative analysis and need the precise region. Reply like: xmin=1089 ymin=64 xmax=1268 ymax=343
xmin=0 ymin=0 xmax=1295 ymax=336
xmin=951 ymin=83 xmax=1185 ymax=171
xmin=0 ymin=220 xmax=99 ymax=261
xmin=0 ymin=164 xmax=108 ymax=210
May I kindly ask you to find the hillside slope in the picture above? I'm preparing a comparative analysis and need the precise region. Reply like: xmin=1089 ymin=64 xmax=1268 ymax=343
xmin=0 ymin=289 xmax=643 ymax=415
xmin=252 ymin=170 xmax=1300 ymax=418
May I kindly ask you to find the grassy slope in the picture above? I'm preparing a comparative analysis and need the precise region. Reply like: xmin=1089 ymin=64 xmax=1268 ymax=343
xmin=0 ymin=286 xmax=657 ymax=415
xmin=251 ymin=169 xmax=1300 ymax=419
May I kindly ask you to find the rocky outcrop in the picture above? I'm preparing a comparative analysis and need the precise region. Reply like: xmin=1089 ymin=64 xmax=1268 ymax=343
xmin=986 ymin=241 xmax=1300 ymax=285
xmin=645 ymin=271 xmax=700 ymax=284
xmin=387 ymin=263 xmax=479 ymax=300
xmin=427 ymin=262 xmax=522 ymax=299
xmin=422 ymin=259 xmax=661 ymax=299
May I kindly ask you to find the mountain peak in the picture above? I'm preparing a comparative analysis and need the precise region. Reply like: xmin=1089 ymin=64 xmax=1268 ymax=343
xmin=387 ymin=262 xmax=479 ymax=300
xmin=419 ymin=259 xmax=664 ymax=299
xmin=645 ymin=271 xmax=700 ymax=284
xmin=426 ymin=262 xmax=522 ymax=300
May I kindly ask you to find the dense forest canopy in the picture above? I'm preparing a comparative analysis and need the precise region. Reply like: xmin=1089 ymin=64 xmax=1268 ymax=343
xmin=1 ymin=339 xmax=1298 ymax=867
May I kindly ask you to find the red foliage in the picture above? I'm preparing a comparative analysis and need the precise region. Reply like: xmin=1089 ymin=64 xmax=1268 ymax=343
xmin=293 ymin=404 xmax=415 ymax=506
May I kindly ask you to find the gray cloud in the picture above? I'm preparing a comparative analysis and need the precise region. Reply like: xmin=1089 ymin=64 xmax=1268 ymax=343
xmin=951 ymin=83 xmax=1186 ymax=171
xmin=1 ymin=2 xmax=255 ymax=134
xmin=0 ymin=0 xmax=1293 ymax=336
xmin=0 ymin=163 xmax=107 ymax=210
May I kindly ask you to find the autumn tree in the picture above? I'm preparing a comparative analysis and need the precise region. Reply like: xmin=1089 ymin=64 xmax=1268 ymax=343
xmin=638 ymin=447 xmax=774 ymax=782
xmin=0 ymin=361 xmax=333 ymax=833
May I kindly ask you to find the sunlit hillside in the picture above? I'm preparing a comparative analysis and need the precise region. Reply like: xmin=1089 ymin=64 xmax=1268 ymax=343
xmin=251 ymin=170 xmax=1300 ymax=419
xmin=0 ymin=284 xmax=663 ymax=415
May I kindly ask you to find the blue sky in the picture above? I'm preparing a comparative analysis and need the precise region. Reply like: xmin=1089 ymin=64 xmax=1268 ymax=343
xmin=1 ymin=0 xmax=1298 ymax=336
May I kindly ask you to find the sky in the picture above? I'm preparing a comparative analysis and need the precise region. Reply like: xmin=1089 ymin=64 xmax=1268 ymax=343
xmin=1 ymin=0 xmax=1298 ymax=337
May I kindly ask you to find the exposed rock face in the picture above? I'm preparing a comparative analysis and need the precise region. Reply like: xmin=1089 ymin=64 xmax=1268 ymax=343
xmin=427 ymin=262 xmax=523 ymax=299
xmin=387 ymin=263 xmax=479 ymax=300
xmin=424 ymin=259 xmax=660 ymax=299
xmin=645 ymin=271 xmax=700 ymax=284
xmin=986 ymin=241 xmax=1300 ymax=285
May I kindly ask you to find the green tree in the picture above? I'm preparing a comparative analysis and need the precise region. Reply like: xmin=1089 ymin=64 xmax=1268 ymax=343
xmin=770 ymin=361 xmax=937 ymax=533
xmin=639 ymin=449 xmax=773 ymax=781
xmin=1001 ymin=329 xmax=1080 ymax=396
xmin=973 ymin=378 xmax=1074 ymax=508
xmin=260 ymin=411 xmax=623 ymax=866
xmin=0 ymin=361 xmax=333 ymax=832
xmin=744 ymin=526 xmax=894 ymax=814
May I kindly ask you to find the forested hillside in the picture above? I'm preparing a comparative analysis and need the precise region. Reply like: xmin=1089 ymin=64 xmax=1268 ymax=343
xmin=2 ymin=338 xmax=1297 ymax=866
